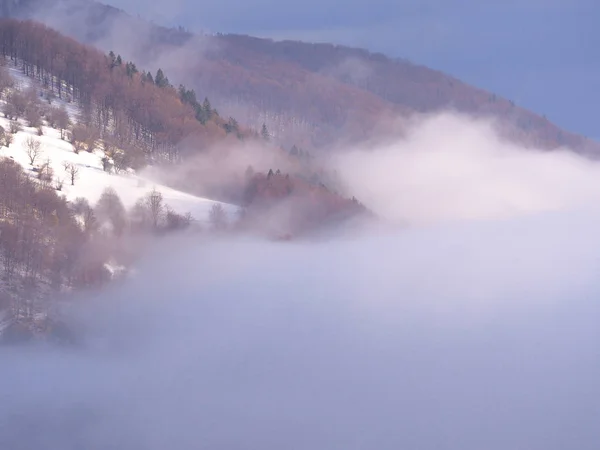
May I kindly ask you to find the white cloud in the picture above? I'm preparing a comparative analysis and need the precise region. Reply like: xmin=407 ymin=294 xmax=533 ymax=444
xmin=332 ymin=112 xmax=600 ymax=226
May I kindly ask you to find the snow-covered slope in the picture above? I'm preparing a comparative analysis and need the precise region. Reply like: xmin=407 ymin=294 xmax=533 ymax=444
xmin=0 ymin=68 xmax=238 ymax=225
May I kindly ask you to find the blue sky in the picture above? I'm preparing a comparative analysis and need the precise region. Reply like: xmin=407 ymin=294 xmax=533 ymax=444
xmin=110 ymin=0 xmax=599 ymax=139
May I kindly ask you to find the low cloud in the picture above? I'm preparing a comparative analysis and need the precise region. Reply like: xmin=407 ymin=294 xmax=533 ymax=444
xmin=319 ymin=56 xmax=374 ymax=85
xmin=24 ymin=0 xmax=217 ymax=88
xmin=332 ymin=112 xmax=600 ymax=226
xmin=2 ymin=208 xmax=600 ymax=448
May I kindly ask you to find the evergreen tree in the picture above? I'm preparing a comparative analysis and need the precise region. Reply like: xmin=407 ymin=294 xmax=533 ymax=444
xmin=194 ymin=97 xmax=213 ymax=124
xmin=261 ymin=123 xmax=270 ymax=141
xmin=125 ymin=62 xmax=138 ymax=78
xmin=178 ymin=85 xmax=197 ymax=105
xmin=155 ymin=69 xmax=169 ymax=88
xmin=108 ymin=51 xmax=116 ymax=68
xmin=290 ymin=144 xmax=299 ymax=156
xmin=202 ymin=97 xmax=212 ymax=116
xmin=224 ymin=116 xmax=238 ymax=134
xmin=267 ymin=168 xmax=274 ymax=178
xmin=116 ymin=55 xmax=122 ymax=66
xmin=194 ymin=104 xmax=206 ymax=123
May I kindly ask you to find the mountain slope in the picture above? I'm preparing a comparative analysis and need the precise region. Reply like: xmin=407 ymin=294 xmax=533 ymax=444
xmin=0 ymin=21 xmax=368 ymax=238
xmin=0 ymin=59 xmax=240 ymax=333
xmin=0 ymin=0 xmax=596 ymax=155
xmin=0 ymin=64 xmax=238 ymax=223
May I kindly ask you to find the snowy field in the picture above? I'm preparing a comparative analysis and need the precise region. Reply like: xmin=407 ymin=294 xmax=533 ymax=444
xmin=0 ymin=65 xmax=238 ymax=225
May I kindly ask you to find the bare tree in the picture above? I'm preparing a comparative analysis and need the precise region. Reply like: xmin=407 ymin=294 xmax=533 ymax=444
xmin=70 ymin=197 xmax=97 ymax=235
xmin=49 ymin=105 xmax=70 ymax=139
xmin=101 ymin=156 xmax=113 ymax=173
xmin=0 ymin=221 xmax=19 ymax=283
xmin=112 ymin=149 xmax=131 ymax=174
xmin=4 ymin=91 xmax=27 ymax=119
xmin=0 ymin=125 xmax=12 ymax=147
xmin=70 ymin=124 xmax=96 ymax=153
xmin=165 ymin=207 xmax=192 ymax=231
xmin=45 ymin=91 xmax=56 ymax=105
xmin=9 ymin=120 xmax=21 ymax=135
xmin=23 ymin=135 xmax=42 ymax=165
xmin=102 ymin=138 xmax=117 ymax=158
xmin=63 ymin=162 xmax=79 ymax=185
xmin=72 ymin=139 xmax=85 ymax=154
xmin=95 ymin=187 xmax=127 ymax=236
xmin=37 ymin=158 xmax=54 ymax=188
xmin=2 ymin=132 xmax=13 ymax=147
xmin=0 ymin=65 xmax=13 ymax=99
xmin=84 ymin=127 xmax=99 ymax=152
xmin=145 ymin=187 xmax=164 ymax=230
xmin=130 ymin=198 xmax=150 ymax=231
xmin=25 ymin=105 xmax=41 ymax=128
xmin=209 ymin=203 xmax=228 ymax=231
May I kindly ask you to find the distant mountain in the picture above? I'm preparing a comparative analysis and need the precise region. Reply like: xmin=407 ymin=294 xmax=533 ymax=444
xmin=2 ymin=0 xmax=597 ymax=155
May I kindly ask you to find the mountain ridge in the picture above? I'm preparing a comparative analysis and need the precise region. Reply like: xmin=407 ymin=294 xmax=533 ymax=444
xmin=0 ymin=0 xmax=596 ymax=156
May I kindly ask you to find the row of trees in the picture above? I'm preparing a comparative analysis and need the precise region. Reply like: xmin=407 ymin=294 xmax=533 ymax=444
xmin=76 ymin=187 xmax=193 ymax=237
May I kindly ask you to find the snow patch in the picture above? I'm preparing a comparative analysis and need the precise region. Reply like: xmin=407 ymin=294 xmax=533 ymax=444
xmin=0 ymin=66 xmax=238 ymax=224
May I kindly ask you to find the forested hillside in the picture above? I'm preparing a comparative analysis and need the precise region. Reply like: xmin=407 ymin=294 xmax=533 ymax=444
xmin=0 ymin=18 xmax=252 ymax=164
xmin=1 ymin=0 xmax=596 ymax=155
xmin=0 ymin=19 xmax=366 ymax=239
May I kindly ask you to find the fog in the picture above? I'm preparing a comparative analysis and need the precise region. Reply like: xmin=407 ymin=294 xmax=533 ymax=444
xmin=2 ymin=219 xmax=600 ymax=448
xmin=333 ymin=112 xmax=600 ymax=225
xmin=2 ymin=111 xmax=600 ymax=449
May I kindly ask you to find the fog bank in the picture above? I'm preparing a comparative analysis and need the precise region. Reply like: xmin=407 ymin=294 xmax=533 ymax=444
xmin=334 ymin=112 xmax=600 ymax=225
xmin=2 ymin=208 xmax=600 ymax=449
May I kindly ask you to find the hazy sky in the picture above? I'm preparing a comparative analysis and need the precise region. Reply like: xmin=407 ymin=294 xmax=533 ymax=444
xmin=106 ymin=0 xmax=599 ymax=140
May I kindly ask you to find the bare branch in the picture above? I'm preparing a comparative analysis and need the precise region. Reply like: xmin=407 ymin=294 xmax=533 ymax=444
xmin=23 ymin=135 xmax=42 ymax=165
xmin=63 ymin=162 xmax=79 ymax=186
